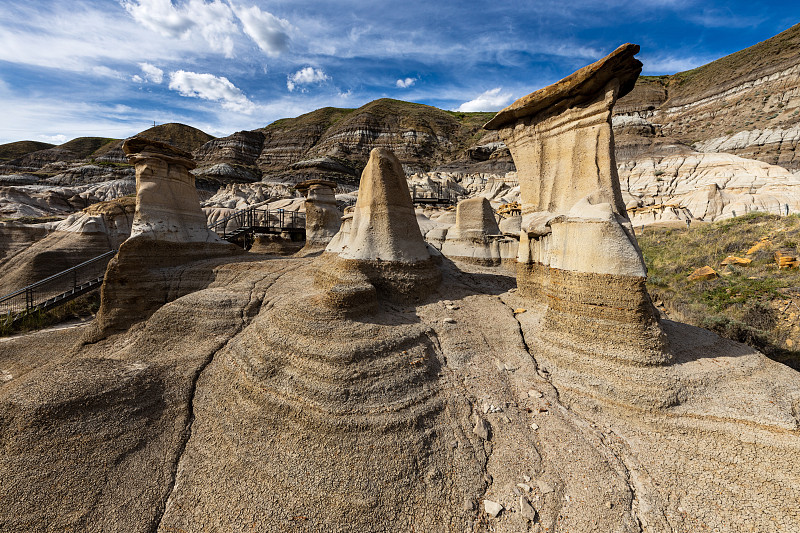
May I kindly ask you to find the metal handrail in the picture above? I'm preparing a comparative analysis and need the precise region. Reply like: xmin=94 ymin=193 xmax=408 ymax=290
xmin=0 ymin=249 xmax=117 ymax=318
xmin=0 ymin=250 xmax=117 ymax=302
xmin=208 ymin=206 xmax=306 ymax=240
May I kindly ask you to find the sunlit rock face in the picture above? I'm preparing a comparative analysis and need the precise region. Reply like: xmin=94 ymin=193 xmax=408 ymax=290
xmin=89 ymin=138 xmax=240 ymax=337
xmin=486 ymin=43 xmax=671 ymax=407
xmin=318 ymin=148 xmax=440 ymax=309
xmin=440 ymin=196 xmax=517 ymax=266
xmin=296 ymin=179 xmax=341 ymax=256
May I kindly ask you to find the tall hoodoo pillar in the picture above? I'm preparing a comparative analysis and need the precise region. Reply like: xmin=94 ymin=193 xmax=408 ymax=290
xmin=485 ymin=44 xmax=670 ymax=373
xmin=88 ymin=137 xmax=239 ymax=337
xmin=124 ymin=137 xmax=226 ymax=243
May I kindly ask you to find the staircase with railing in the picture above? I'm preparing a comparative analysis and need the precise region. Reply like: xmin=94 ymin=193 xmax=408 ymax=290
xmin=208 ymin=206 xmax=306 ymax=246
xmin=411 ymin=183 xmax=459 ymax=205
xmin=0 ymin=250 xmax=116 ymax=321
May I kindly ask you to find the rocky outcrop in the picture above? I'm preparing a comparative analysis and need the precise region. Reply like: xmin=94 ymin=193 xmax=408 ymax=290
xmin=486 ymin=43 xmax=670 ymax=407
xmin=192 ymin=130 xmax=265 ymax=185
xmin=319 ymin=148 xmax=440 ymax=307
xmin=0 ymin=179 xmax=135 ymax=219
xmin=0 ymin=197 xmax=135 ymax=295
xmin=615 ymin=23 xmax=800 ymax=173
xmin=621 ymin=152 xmax=800 ymax=225
xmin=91 ymin=138 xmax=239 ymax=336
xmin=440 ymin=197 xmax=517 ymax=265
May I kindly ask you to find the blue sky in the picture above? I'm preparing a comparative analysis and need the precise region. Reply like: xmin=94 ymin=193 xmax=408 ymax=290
xmin=0 ymin=0 xmax=797 ymax=144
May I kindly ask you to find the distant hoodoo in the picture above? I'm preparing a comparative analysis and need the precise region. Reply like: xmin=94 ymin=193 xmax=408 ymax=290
xmin=440 ymin=196 xmax=517 ymax=265
xmin=296 ymin=179 xmax=341 ymax=255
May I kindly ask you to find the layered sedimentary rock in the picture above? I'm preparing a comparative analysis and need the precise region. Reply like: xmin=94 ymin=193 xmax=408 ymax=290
xmin=440 ymin=197 xmax=517 ymax=265
xmin=92 ymin=138 xmax=239 ymax=335
xmin=318 ymin=148 xmax=439 ymax=306
xmin=486 ymin=43 xmax=670 ymax=406
xmin=615 ymin=24 xmax=800 ymax=173
xmin=620 ymin=152 xmax=800 ymax=225
xmin=0 ymin=179 xmax=135 ymax=219
xmin=295 ymin=179 xmax=341 ymax=255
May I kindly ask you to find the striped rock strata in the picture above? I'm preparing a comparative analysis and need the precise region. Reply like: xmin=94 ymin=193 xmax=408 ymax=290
xmin=486 ymin=43 xmax=671 ymax=407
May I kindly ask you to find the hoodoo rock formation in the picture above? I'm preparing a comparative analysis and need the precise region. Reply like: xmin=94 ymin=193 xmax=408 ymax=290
xmin=485 ymin=43 xmax=670 ymax=406
xmin=90 ymin=138 xmax=239 ymax=335
xmin=295 ymin=179 xmax=341 ymax=255
xmin=3 ymin=46 xmax=800 ymax=533
xmin=440 ymin=196 xmax=517 ymax=265
xmin=319 ymin=148 xmax=440 ymax=305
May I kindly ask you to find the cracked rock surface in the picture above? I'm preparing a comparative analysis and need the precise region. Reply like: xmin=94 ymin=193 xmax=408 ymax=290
xmin=0 ymin=256 xmax=799 ymax=532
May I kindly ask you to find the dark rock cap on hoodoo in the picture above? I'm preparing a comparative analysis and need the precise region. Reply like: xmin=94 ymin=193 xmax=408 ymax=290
xmin=484 ymin=43 xmax=642 ymax=130
xmin=122 ymin=137 xmax=196 ymax=169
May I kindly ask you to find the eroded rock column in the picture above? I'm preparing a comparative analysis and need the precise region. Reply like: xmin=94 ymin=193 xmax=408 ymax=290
xmin=296 ymin=179 xmax=342 ymax=256
xmin=440 ymin=196 xmax=517 ymax=265
xmin=485 ymin=44 xmax=671 ymax=405
xmin=90 ymin=138 xmax=239 ymax=336
xmin=316 ymin=148 xmax=439 ymax=310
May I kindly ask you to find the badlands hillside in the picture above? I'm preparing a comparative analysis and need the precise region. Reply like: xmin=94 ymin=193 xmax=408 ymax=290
xmin=1 ymin=41 xmax=799 ymax=533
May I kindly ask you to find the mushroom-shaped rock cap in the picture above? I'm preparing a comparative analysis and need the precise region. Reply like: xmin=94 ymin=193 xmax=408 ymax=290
xmin=295 ymin=179 xmax=339 ymax=195
xmin=484 ymin=43 xmax=641 ymax=130
xmin=122 ymin=137 xmax=196 ymax=169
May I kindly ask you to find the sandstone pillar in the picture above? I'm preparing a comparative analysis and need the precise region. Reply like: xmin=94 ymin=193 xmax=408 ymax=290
xmin=295 ymin=179 xmax=342 ymax=255
xmin=485 ymin=44 xmax=670 ymax=376
xmin=316 ymin=148 xmax=439 ymax=309
xmin=90 ymin=138 xmax=239 ymax=337
xmin=440 ymin=197 xmax=516 ymax=265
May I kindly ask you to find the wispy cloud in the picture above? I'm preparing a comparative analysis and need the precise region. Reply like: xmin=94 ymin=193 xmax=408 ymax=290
xmin=640 ymin=55 xmax=713 ymax=75
xmin=139 ymin=62 xmax=164 ymax=83
xmin=456 ymin=88 xmax=514 ymax=112
xmin=168 ymin=70 xmax=255 ymax=113
xmin=122 ymin=0 xmax=238 ymax=57
xmin=396 ymin=77 xmax=416 ymax=88
xmin=232 ymin=4 xmax=291 ymax=56
xmin=287 ymin=67 xmax=329 ymax=92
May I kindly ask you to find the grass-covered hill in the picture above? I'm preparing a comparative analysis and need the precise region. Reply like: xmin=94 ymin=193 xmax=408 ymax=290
xmin=639 ymin=212 xmax=800 ymax=370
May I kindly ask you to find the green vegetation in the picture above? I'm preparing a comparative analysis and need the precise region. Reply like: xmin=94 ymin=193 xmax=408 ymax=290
xmin=0 ymin=140 xmax=56 ymax=162
xmin=0 ymin=292 xmax=100 ymax=337
xmin=639 ymin=212 xmax=800 ymax=370
xmin=59 ymin=137 xmax=119 ymax=159
xmin=135 ymin=123 xmax=214 ymax=152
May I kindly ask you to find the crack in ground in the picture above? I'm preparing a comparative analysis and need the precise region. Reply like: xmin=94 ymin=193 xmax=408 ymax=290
xmin=498 ymin=293 xmax=659 ymax=533
xmin=148 ymin=277 xmax=270 ymax=533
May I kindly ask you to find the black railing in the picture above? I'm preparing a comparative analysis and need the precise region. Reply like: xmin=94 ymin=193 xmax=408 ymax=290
xmin=0 ymin=249 xmax=116 ymax=319
xmin=411 ymin=183 xmax=458 ymax=205
xmin=208 ymin=206 xmax=306 ymax=240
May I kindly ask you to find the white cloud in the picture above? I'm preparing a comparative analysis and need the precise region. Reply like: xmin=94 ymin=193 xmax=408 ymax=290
xmin=139 ymin=62 xmax=164 ymax=83
xmin=91 ymin=66 xmax=127 ymax=79
xmin=122 ymin=0 xmax=238 ymax=57
xmin=456 ymin=88 xmax=514 ymax=112
xmin=640 ymin=55 xmax=711 ymax=75
xmin=39 ymin=134 xmax=68 ymax=144
xmin=287 ymin=67 xmax=329 ymax=92
xmin=233 ymin=4 xmax=291 ymax=56
xmin=168 ymin=70 xmax=255 ymax=113
xmin=396 ymin=77 xmax=416 ymax=88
